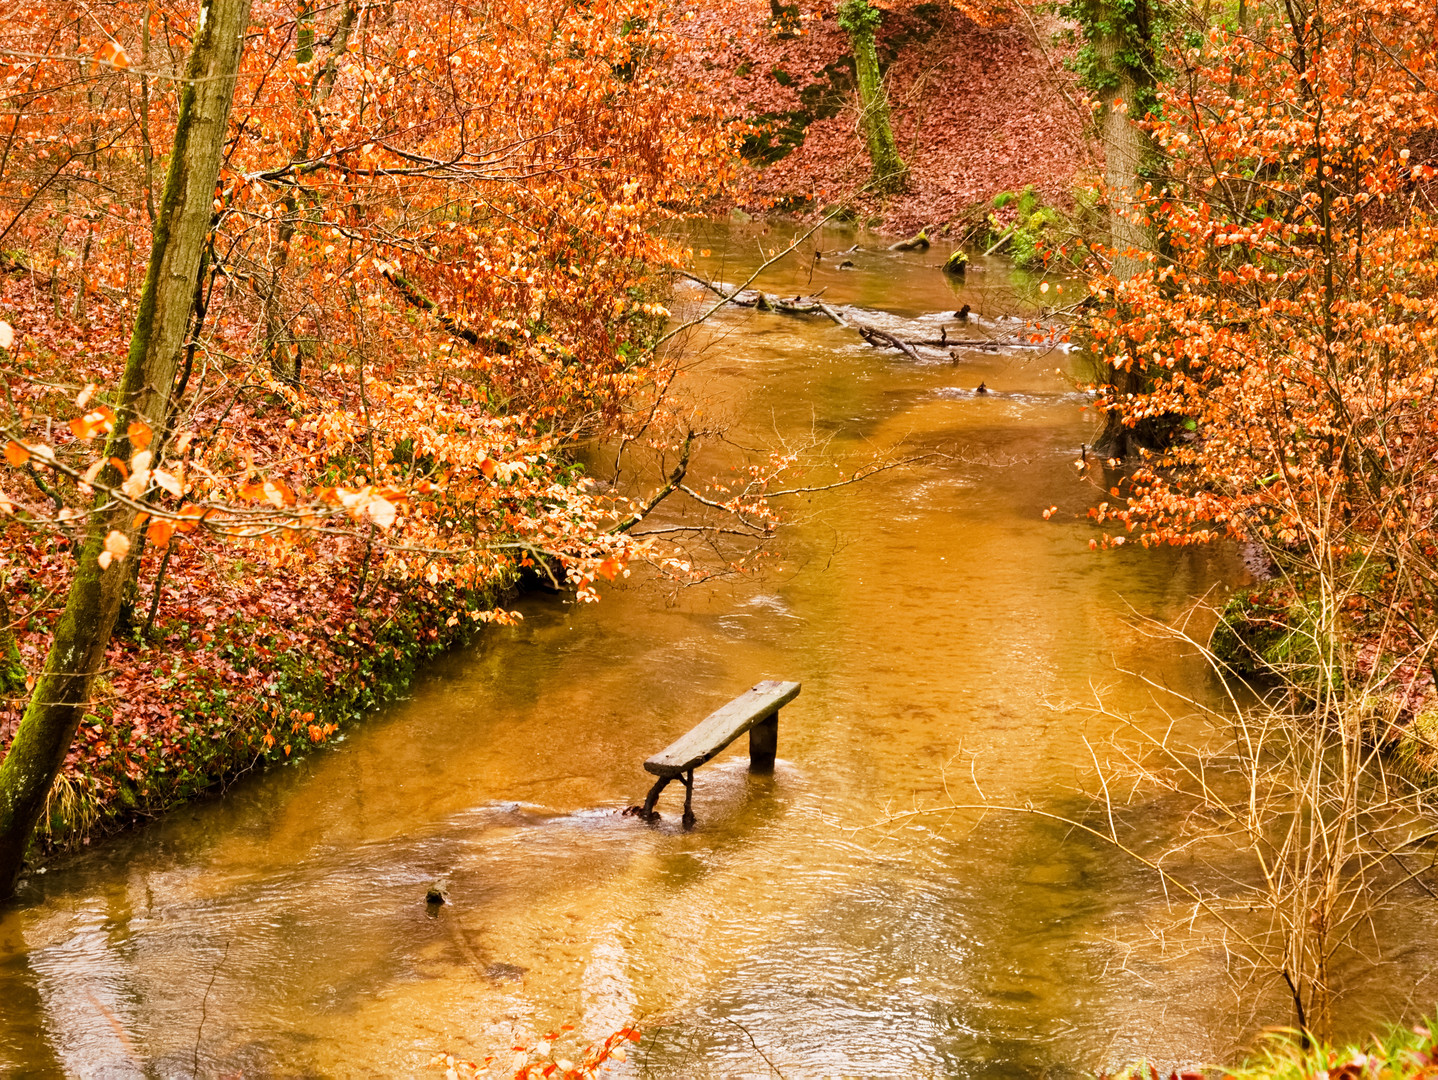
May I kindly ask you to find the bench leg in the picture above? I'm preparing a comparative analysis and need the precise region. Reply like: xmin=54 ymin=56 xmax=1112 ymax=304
xmin=749 ymin=710 xmax=778 ymax=772
xmin=632 ymin=775 xmax=671 ymax=823
xmin=681 ymin=770 xmax=696 ymax=831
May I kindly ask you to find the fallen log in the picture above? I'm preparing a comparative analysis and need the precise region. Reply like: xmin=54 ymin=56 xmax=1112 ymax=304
xmin=919 ymin=336 xmax=1063 ymax=351
xmin=889 ymin=228 xmax=930 ymax=252
xmin=857 ymin=324 xmax=923 ymax=362
xmin=681 ymin=271 xmax=1060 ymax=357
xmin=679 ymin=272 xmax=847 ymax=324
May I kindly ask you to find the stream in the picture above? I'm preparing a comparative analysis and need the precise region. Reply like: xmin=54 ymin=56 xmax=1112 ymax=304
xmin=3 ymin=222 xmax=1435 ymax=1077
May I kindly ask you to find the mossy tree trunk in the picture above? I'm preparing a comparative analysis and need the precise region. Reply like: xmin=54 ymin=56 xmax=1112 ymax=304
xmin=1096 ymin=2 xmax=1158 ymax=281
xmin=839 ymin=0 xmax=907 ymax=193
xmin=0 ymin=0 xmax=252 ymax=901
xmin=0 ymin=591 xmax=24 ymax=698
xmin=1086 ymin=0 xmax=1161 ymax=457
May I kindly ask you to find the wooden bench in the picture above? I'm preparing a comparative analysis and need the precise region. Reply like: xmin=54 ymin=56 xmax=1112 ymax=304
xmin=628 ymin=679 xmax=801 ymax=829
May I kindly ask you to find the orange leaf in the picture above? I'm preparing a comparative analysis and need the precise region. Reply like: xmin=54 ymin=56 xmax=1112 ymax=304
xmin=264 ymin=479 xmax=295 ymax=507
xmin=238 ymin=481 xmax=266 ymax=502
xmin=173 ymin=503 xmax=209 ymax=532
xmin=127 ymin=419 xmax=153 ymax=451
xmin=4 ymin=440 xmax=29 ymax=466
xmin=94 ymin=40 xmax=130 ymax=69
xmin=479 ymin=458 xmax=497 ymax=479
xmin=146 ymin=519 xmax=175 ymax=547
xmin=100 ymin=530 xmax=130 ymax=567
xmin=69 ymin=407 xmax=115 ymax=440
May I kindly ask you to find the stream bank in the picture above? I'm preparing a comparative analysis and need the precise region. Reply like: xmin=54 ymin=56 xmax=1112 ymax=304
xmin=4 ymin=557 xmax=515 ymax=855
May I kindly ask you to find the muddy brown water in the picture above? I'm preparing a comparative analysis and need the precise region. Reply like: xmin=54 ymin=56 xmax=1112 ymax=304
xmin=3 ymin=223 xmax=1435 ymax=1077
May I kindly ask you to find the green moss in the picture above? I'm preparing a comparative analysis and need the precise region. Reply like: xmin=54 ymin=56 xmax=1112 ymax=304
xmin=1211 ymin=587 xmax=1321 ymax=679
xmin=738 ymin=3 xmax=942 ymax=168
xmin=0 ymin=595 xmax=23 ymax=698
xmin=984 ymin=186 xmax=1069 ymax=269
xmin=840 ymin=0 xmax=907 ymax=191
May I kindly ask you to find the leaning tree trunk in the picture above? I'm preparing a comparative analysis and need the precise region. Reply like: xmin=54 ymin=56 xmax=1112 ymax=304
xmin=0 ymin=0 xmax=252 ymax=901
xmin=839 ymin=0 xmax=907 ymax=193
xmin=1090 ymin=0 xmax=1160 ymax=457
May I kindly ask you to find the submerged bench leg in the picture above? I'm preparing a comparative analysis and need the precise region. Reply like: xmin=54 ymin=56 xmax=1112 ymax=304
xmin=681 ymin=770 xmax=696 ymax=831
xmin=632 ymin=775 xmax=672 ymax=823
xmin=749 ymin=710 xmax=778 ymax=772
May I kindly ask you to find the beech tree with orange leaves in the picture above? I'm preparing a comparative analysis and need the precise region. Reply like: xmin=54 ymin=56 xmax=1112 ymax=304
xmin=1083 ymin=0 xmax=1438 ymax=663
xmin=0 ymin=0 xmax=735 ymax=897
xmin=1043 ymin=0 xmax=1438 ymax=1038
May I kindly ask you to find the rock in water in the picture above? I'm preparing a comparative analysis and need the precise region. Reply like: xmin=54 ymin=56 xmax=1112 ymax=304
xmin=943 ymin=250 xmax=969 ymax=276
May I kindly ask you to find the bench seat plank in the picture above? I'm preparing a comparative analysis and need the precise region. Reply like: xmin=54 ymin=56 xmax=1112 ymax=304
xmin=644 ymin=679 xmax=801 ymax=777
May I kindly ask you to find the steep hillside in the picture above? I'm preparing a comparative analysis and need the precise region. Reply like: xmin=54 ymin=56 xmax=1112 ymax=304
xmin=675 ymin=0 xmax=1092 ymax=234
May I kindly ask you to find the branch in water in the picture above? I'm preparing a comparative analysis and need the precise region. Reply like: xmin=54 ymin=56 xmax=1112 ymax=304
xmin=610 ymin=431 xmax=695 ymax=535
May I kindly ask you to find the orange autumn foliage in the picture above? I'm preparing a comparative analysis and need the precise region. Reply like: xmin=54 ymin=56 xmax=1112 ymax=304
xmin=0 ymin=0 xmax=739 ymax=830
xmin=1082 ymin=0 xmax=1438 ymax=647
xmin=1 ymin=0 xmax=734 ymax=595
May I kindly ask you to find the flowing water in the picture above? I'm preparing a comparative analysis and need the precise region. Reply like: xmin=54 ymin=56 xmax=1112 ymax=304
xmin=3 ymin=223 xmax=1436 ymax=1077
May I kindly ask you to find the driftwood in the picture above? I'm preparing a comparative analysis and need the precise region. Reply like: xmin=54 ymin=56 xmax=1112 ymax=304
xmin=860 ymin=326 xmax=1064 ymax=356
xmin=889 ymin=228 xmax=930 ymax=252
xmin=942 ymin=250 xmax=968 ymax=276
xmin=681 ymin=271 xmax=1061 ymax=360
xmin=857 ymin=324 xmax=923 ymax=362
xmin=681 ymin=271 xmax=847 ymax=325
xmin=984 ymin=223 xmax=1017 ymax=256
xmin=913 ymin=336 xmax=1060 ymax=351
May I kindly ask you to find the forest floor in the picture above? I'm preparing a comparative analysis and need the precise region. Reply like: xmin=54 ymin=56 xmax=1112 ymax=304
xmin=674 ymin=0 xmax=1093 ymax=235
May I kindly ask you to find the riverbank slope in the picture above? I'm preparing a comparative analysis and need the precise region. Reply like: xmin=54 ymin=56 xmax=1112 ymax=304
xmin=676 ymin=0 xmax=1090 ymax=234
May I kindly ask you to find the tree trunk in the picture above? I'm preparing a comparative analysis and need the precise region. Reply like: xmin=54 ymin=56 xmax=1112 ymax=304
xmin=1098 ymin=23 xmax=1157 ymax=280
xmin=1091 ymin=0 xmax=1159 ymax=457
xmin=839 ymin=0 xmax=907 ymax=193
xmin=262 ymin=0 xmax=358 ymax=384
xmin=0 ymin=590 xmax=24 ymax=698
xmin=0 ymin=0 xmax=252 ymax=901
